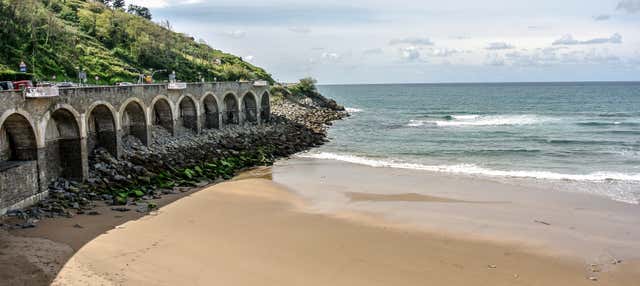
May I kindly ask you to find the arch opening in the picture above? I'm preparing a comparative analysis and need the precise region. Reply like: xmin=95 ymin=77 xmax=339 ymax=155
xmin=88 ymin=105 xmax=117 ymax=156
xmin=223 ymin=94 xmax=239 ymax=125
xmin=1 ymin=114 xmax=37 ymax=164
xmin=45 ymin=109 xmax=83 ymax=181
xmin=242 ymin=93 xmax=258 ymax=124
xmin=260 ymin=92 xmax=271 ymax=123
xmin=121 ymin=101 xmax=148 ymax=145
xmin=179 ymin=97 xmax=198 ymax=132
xmin=152 ymin=98 xmax=174 ymax=134
xmin=202 ymin=95 xmax=219 ymax=129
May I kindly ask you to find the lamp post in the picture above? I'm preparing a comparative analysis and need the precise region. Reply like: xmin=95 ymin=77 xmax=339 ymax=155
xmin=125 ymin=67 xmax=143 ymax=84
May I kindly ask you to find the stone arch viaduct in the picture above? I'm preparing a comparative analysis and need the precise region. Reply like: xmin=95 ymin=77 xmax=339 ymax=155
xmin=0 ymin=82 xmax=270 ymax=213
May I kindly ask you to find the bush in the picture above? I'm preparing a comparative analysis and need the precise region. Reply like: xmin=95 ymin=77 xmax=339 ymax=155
xmin=289 ymin=77 xmax=318 ymax=96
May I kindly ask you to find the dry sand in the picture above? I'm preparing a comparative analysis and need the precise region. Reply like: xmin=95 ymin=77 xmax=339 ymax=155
xmin=2 ymin=159 xmax=639 ymax=285
xmin=47 ymin=178 xmax=639 ymax=285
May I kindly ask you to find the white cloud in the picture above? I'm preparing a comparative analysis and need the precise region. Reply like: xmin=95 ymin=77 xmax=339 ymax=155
xmin=321 ymin=52 xmax=341 ymax=62
xmin=390 ymin=37 xmax=434 ymax=46
xmin=617 ymin=0 xmax=640 ymax=13
xmin=527 ymin=25 xmax=550 ymax=30
xmin=288 ymin=26 xmax=312 ymax=34
xmin=485 ymin=53 xmax=505 ymax=66
xmin=244 ymin=55 xmax=255 ymax=62
xmin=399 ymin=46 xmax=421 ymax=61
xmin=552 ymin=33 xmax=622 ymax=45
xmin=430 ymin=48 xmax=464 ymax=57
xmin=151 ymin=0 xmax=640 ymax=83
xmin=363 ymin=48 xmax=384 ymax=55
xmin=222 ymin=30 xmax=247 ymax=39
xmin=486 ymin=42 xmax=515 ymax=50
xmin=593 ymin=14 xmax=611 ymax=21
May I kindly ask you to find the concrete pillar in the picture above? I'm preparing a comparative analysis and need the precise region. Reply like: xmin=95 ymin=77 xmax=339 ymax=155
xmin=114 ymin=130 xmax=123 ymax=159
xmin=195 ymin=114 xmax=202 ymax=134
xmin=79 ymin=137 xmax=89 ymax=181
xmin=36 ymin=148 xmax=48 ymax=192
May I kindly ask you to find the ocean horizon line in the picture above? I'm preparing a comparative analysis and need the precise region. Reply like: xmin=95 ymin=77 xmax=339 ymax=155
xmin=318 ymin=80 xmax=640 ymax=86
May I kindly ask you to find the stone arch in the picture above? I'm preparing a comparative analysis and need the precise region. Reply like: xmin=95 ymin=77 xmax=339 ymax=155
xmin=87 ymin=103 xmax=118 ymax=156
xmin=45 ymin=107 xmax=83 ymax=181
xmin=120 ymin=99 xmax=148 ymax=145
xmin=178 ymin=95 xmax=198 ymax=132
xmin=201 ymin=93 xmax=220 ymax=129
xmin=223 ymin=93 xmax=239 ymax=125
xmin=260 ymin=91 xmax=271 ymax=123
xmin=0 ymin=113 xmax=37 ymax=162
xmin=242 ymin=92 xmax=258 ymax=124
xmin=151 ymin=96 xmax=175 ymax=134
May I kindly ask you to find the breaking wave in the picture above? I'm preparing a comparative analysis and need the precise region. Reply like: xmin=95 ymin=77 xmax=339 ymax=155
xmin=298 ymin=152 xmax=640 ymax=183
xmin=345 ymin=107 xmax=363 ymax=113
xmin=407 ymin=114 xmax=554 ymax=127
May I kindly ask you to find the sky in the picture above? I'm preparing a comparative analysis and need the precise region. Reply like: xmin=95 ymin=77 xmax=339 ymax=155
xmin=128 ymin=0 xmax=640 ymax=84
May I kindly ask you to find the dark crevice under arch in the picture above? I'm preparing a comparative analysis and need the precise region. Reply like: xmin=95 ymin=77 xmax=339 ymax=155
xmin=260 ymin=92 xmax=271 ymax=123
xmin=121 ymin=101 xmax=148 ymax=145
xmin=179 ymin=97 xmax=198 ymax=132
xmin=1 ymin=114 xmax=37 ymax=164
xmin=88 ymin=105 xmax=118 ymax=156
xmin=153 ymin=99 xmax=174 ymax=134
xmin=243 ymin=93 xmax=258 ymax=124
xmin=223 ymin=94 xmax=239 ymax=125
xmin=203 ymin=95 xmax=219 ymax=129
xmin=45 ymin=109 xmax=83 ymax=181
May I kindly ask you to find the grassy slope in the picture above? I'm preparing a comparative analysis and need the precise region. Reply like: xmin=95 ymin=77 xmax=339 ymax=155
xmin=0 ymin=0 xmax=273 ymax=84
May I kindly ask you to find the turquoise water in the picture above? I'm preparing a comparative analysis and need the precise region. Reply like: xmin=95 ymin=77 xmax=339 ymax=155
xmin=306 ymin=82 xmax=640 ymax=203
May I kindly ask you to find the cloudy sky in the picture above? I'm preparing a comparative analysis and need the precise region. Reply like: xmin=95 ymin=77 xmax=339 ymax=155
xmin=129 ymin=0 xmax=640 ymax=84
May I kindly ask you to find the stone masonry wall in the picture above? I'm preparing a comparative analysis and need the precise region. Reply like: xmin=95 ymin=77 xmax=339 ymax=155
xmin=0 ymin=82 xmax=271 ymax=214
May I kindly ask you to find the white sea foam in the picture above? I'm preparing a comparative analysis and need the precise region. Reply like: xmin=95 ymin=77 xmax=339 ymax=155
xmin=407 ymin=119 xmax=425 ymax=127
xmin=451 ymin=114 xmax=481 ymax=120
xmin=345 ymin=107 xmax=363 ymax=113
xmin=408 ymin=114 xmax=554 ymax=127
xmin=298 ymin=152 xmax=640 ymax=183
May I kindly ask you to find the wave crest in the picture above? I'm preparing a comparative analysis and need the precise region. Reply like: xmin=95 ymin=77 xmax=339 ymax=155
xmin=408 ymin=114 xmax=552 ymax=127
xmin=298 ymin=152 xmax=640 ymax=183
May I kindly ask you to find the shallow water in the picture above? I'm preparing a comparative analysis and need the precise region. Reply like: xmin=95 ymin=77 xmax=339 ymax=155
xmin=308 ymin=82 xmax=640 ymax=203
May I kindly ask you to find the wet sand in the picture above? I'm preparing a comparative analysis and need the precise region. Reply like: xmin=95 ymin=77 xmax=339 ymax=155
xmin=272 ymin=158 xmax=640 ymax=261
xmin=2 ymin=158 xmax=639 ymax=285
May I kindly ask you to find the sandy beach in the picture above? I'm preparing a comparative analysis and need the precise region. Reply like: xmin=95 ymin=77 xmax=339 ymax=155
xmin=1 ymin=158 xmax=639 ymax=285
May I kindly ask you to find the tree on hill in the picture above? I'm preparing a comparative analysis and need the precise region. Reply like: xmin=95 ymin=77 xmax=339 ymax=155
xmin=0 ymin=0 xmax=273 ymax=84
xmin=291 ymin=77 xmax=318 ymax=95
xmin=111 ymin=0 xmax=125 ymax=9
xmin=97 ymin=0 xmax=112 ymax=7
xmin=127 ymin=4 xmax=151 ymax=20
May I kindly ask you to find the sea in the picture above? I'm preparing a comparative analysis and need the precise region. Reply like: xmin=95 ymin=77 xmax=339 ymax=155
xmin=299 ymin=82 xmax=640 ymax=204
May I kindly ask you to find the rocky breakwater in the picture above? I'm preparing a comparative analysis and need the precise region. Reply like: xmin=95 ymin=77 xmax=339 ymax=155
xmin=1 ymin=92 xmax=348 ymax=227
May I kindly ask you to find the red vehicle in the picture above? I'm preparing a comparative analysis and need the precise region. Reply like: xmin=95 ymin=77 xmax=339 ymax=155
xmin=12 ymin=80 xmax=33 ymax=91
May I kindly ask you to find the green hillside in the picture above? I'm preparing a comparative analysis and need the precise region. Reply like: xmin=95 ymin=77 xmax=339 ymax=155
xmin=0 ymin=0 xmax=273 ymax=84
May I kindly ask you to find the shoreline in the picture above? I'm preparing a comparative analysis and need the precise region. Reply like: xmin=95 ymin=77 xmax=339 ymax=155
xmin=298 ymin=152 xmax=640 ymax=205
xmin=1 ymin=158 xmax=639 ymax=285
xmin=270 ymin=157 xmax=640 ymax=262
